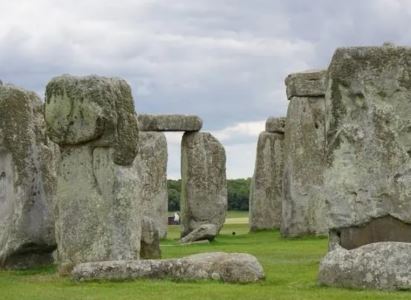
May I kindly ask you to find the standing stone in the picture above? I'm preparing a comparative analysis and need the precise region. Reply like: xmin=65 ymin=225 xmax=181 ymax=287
xmin=0 ymin=84 xmax=57 ymax=269
xmin=45 ymin=75 xmax=140 ymax=273
xmin=180 ymin=132 xmax=227 ymax=239
xmin=135 ymin=131 xmax=168 ymax=239
xmin=323 ymin=46 xmax=411 ymax=250
xmin=249 ymin=124 xmax=284 ymax=231
xmin=140 ymin=217 xmax=161 ymax=259
xmin=281 ymin=70 xmax=327 ymax=237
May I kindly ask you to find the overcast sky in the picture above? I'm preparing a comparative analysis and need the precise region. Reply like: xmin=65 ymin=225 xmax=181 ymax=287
xmin=1 ymin=0 xmax=411 ymax=178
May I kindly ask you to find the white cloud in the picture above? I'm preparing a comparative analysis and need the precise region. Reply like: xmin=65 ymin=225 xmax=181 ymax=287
xmin=212 ymin=120 xmax=265 ymax=144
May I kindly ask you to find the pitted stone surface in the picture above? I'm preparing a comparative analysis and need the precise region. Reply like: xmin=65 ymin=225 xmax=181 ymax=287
xmin=249 ymin=132 xmax=284 ymax=231
xmin=55 ymin=146 xmax=141 ymax=273
xmin=45 ymin=75 xmax=141 ymax=273
xmin=45 ymin=75 xmax=138 ymax=165
xmin=0 ymin=84 xmax=57 ymax=269
xmin=324 ymin=46 xmax=411 ymax=248
xmin=72 ymin=252 xmax=265 ymax=283
xmin=136 ymin=131 xmax=168 ymax=239
xmin=137 ymin=114 xmax=202 ymax=132
xmin=140 ymin=217 xmax=161 ymax=259
xmin=281 ymin=70 xmax=327 ymax=237
xmin=181 ymin=132 xmax=227 ymax=238
xmin=265 ymin=117 xmax=286 ymax=133
xmin=319 ymin=242 xmax=411 ymax=290
xmin=285 ymin=70 xmax=327 ymax=99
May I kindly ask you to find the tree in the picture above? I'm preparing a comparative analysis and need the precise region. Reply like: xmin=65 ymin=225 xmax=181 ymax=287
xmin=167 ymin=178 xmax=250 ymax=211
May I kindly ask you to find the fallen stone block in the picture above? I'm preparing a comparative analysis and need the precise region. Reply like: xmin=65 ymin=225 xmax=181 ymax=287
xmin=72 ymin=252 xmax=265 ymax=283
xmin=180 ymin=224 xmax=218 ymax=243
xmin=319 ymin=242 xmax=411 ymax=290
xmin=137 ymin=114 xmax=202 ymax=132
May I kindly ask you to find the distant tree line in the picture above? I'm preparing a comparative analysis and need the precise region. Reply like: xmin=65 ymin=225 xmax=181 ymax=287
xmin=167 ymin=178 xmax=251 ymax=211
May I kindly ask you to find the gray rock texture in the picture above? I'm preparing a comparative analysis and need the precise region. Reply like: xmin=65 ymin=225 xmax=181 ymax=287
xmin=285 ymin=70 xmax=327 ymax=99
xmin=180 ymin=224 xmax=218 ymax=243
xmin=265 ymin=117 xmax=286 ymax=133
xmin=136 ymin=131 xmax=168 ymax=239
xmin=45 ymin=75 xmax=141 ymax=273
xmin=72 ymin=252 xmax=265 ymax=283
xmin=181 ymin=132 xmax=227 ymax=238
xmin=319 ymin=242 xmax=411 ymax=290
xmin=137 ymin=114 xmax=202 ymax=132
xmin=45 ymin=75 xmax=138 ymax=165
xmin=281 ymin=70 xmax=328 ymax=237
xmin=324 ymin=46 xmax=411 ymax=248
xmin=249 ymin=131 xmax=284 ymax=231
xmin=0 ymin=84 xmax=57 ymax=269
xmin=140 ymin=217 xmax=161 ymax=259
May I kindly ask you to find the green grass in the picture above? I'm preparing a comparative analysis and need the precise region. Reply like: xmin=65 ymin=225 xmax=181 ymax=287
xmin=225 ymin=210 xmax=248 ymax=219
xmin=2 ymin=220 xmax=411 ymax=299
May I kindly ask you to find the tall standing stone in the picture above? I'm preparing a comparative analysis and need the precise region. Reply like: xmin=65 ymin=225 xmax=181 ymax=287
xmin=318 ymin=46 xmax=411 ymax=290
xmin=0 ymin=84 xmax=57 ymax=269
xmin=249 ymin=117 xmax=285 ymax=231
xmin=281 ymin=70 xmax=328 ymax=237
xmin=45 ymin=75 xmax=140 ymax=273
xmin=180 ymin=132 xmax=227 ymax=239
xmin=323 ymin=46 xmax=411 ymax=249
xmin=136 ymin=131 xmax=168 ymax=239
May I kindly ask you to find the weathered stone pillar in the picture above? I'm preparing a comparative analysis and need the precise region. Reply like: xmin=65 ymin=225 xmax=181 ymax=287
xmin=281 ymin=70 xmax=327 ymax=237
xmin=323 ymin=45 xmax=411 ymax=249
xmin=318 ymin=45 xmax=411 ymax=290
xmin=180 ymin=132 xmax=227 ymax=241
xmin=249 ymin=117 xmax=285 ymax=231
xmin=45 ymin=75 xmax=140 ymax=273
xmin=136 ymin=131 xmax=168 ymax=239
xmin=0 ymin=84 xmax=57 ymax=269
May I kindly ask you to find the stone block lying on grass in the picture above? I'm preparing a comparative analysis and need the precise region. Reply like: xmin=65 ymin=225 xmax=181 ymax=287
xmin=319 ymin=242 xmax=411 ymax=290
xmin=72 ymin=252 xmax=265 ymax=283
xmin=180 ymin=224 xmax=218 ymax=244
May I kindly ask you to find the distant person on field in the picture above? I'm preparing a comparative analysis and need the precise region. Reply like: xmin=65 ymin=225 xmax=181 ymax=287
xmin=173 ymin=212 xmax=180 ymax=224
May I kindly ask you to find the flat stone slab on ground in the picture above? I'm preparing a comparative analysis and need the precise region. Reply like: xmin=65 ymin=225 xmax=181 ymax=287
xmin=72 ymin=252 xmax=264 ymax=283
xmin=137 ymin=114 xmax=202 ymax=132
xmin=319 ymin=242 xmax=411 ymax=290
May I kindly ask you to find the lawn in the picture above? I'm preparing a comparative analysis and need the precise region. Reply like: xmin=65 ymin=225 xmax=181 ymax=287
xmin=1 ymin=213 xmax=411 ymax=300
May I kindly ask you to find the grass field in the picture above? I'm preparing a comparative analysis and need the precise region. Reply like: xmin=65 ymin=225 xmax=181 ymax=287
xmin=1 ymin=212 xmax=411 ymax=300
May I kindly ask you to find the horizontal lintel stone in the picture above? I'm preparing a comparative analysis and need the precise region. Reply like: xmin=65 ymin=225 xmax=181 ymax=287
xmin=137 ymin=114 xmax=202 ymax=132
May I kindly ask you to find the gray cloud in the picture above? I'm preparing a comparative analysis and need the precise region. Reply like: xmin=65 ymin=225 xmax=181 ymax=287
xmin=1 ymin=0 xmax=410 ymax=177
